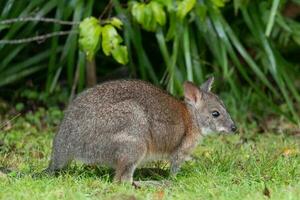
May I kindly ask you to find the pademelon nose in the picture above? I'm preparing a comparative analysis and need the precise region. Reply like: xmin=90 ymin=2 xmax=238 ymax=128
xmin=231 ymin=124 xmax=237 ymax=132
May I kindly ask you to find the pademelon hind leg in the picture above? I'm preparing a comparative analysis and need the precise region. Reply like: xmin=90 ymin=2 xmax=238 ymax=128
xmin=113 ymin=142 xmax=146 ymax=183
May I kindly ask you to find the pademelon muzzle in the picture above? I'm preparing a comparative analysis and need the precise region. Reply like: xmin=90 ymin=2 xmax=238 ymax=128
xmin=217 ymin=123 xmax=237 ymax=134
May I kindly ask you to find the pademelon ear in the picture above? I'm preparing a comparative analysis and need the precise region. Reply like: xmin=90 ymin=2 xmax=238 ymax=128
xmin=183 ymin=81 xmax=202 ymax=105
xmin=200 ymin=77 xmax=214 ymax=92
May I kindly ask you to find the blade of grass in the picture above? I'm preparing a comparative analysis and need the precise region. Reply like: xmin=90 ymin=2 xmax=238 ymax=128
xmin=207 ymin=5 xmax=278 ymax=96
xmin=170 ymin=34 xmax=181 ymax=94
xmin=189 ymin=27 xmax=204 ymax=83
xmin=49 ymin=0 xmax=87 ymax=93
xmin=183 ymin=21 xmax=193 ymax=81
xmin=0 ymin=45 xmax=25 ymax=70
xmin=0 ymin=65 xmax=46 ymax=87
xmin=0 ymin=0 xmax=56 ymax=48
xmin=77 ymin=51 xmax=86 ymax=92
xmin=65 ymin=0 xmax=85 ymax=89
xmin=265 ymin=0 xmax=280 ymax=37
xmin=155 ymin=28 xmax=174 ymax=92
xmin=1 ymin=0 xmax=15 ymax=19
xmin=195 ymin=12 xmax=239 ymax=97
xmin=219 ymin=18 xmax=295 ymax=122
xmin=242 ymin=5 xmax=299 ymax=122
xmin=46 ymin=0 xmax=64 ymax=92
xmin=1 ymin=47 xmax=62 ymax=76
xmin=194 ymin=11 xmax=293 ymax=121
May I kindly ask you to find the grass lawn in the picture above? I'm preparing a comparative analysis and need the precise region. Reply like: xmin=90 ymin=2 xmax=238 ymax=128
xmin=0 ymin=112 xmax=299 ymax=200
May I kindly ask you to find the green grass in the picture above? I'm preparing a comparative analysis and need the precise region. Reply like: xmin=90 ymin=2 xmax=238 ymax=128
xmin=0 ymin=113 xmax=299 ymax=200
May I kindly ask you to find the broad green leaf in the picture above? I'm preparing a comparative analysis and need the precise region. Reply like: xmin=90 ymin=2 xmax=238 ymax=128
xmin=109 ymin=17 xmax=123 ymax=29
xmin=177 ymin=0 xmax=196 ymax=20
xmin=101 ymin=23 xmax=128 ymax=64
xmin=143 ymin=4 xmax=157 ymax=31
xmin=131 ymin=2 xmax=145 ymax=24
xmin=101 ymin=24 xmax=123 ymax=56
xmin=150 ymin=1 xmax=166 ymax=26
xmin=78 ymin=17 xmax=102 ymax=61
xmin=131 ymin=1 xmax=158 ymax=31
xmin=112 ymin=45 xmax=129 ymax=65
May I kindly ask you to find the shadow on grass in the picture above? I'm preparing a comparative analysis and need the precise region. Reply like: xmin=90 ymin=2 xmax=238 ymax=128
xmin=32 ymin=165 xmax=170 ymax=182
xmin=0 ymin=167 xmax=12 ymax=174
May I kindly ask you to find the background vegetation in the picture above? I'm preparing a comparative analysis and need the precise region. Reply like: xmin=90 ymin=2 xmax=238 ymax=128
xmin=0 ymin=0 xmax=300 ymax=125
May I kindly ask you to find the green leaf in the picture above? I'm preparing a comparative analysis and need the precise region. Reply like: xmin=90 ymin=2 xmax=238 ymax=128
xmin=265 ymin=0 xmax=280 ymax=37
xmin=211 ymin=0 xmax=225 ymax=7
xmin=195 ymin=4 xmax=207 ymax=22
xmin=109 ymin=17 xmax=123 ymax=29
xmin=153 ymin=0 xmax=173 ymax=10
xmin=150 ymin=1 xmax=166 ymax=26
xmin=0 ymin=65 xmax=47 ymax=87
xmin=292 ymin=35 xmax=300 ymax=45
xmin=112 ymin=45 xmax=129 ymax=65
xmin=131 ymin=2 xmax=145 ymax=24
xmin=101 ymin=23 xmax=128 ymax=64
xmin=131 ymin=1 xmax=158 ymax=31
xmin=101 ymin=24 xmax=122 ymax=56
xmin=78 ymin=17 xmax=102 ymax=61
xmin=0 ymin=24 xmax=9 ymax=32
xmin=143 ymin=4 xmax=157 ymax=31
xmin=177 ymin=0 xmax=196 ymax=20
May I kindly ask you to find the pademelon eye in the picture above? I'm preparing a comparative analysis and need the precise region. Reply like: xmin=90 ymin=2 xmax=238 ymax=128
xmin=212 ymin=111 xmax=220 ymax=118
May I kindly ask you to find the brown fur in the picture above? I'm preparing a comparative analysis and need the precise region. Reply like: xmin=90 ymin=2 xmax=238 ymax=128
xmin=45 ymin=78 xmax=236 ymax=183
